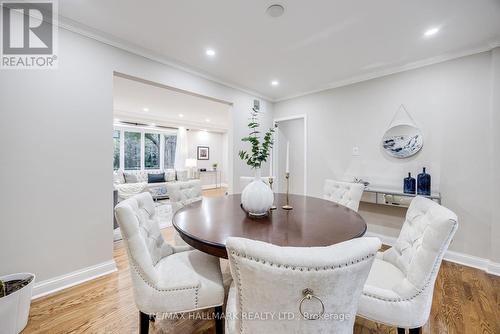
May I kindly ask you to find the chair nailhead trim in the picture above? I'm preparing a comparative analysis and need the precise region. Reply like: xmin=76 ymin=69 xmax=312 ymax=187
xmin=229 ymin=251 xmax=376 ymax=272
xmin=130 ymin=259 xmax=199 ymax=309
xmin=229 ymin=252 xmax=245 ymax=334
xmin=228 ymin=249 xmax=377 ymax=333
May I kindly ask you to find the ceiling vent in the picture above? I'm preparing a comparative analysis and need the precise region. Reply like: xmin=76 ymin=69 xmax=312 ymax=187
xmin=266 ymin=4 xmax=285 ymax=18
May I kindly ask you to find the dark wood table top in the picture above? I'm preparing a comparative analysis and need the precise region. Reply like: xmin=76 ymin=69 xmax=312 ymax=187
xmin=172 ymin=193 xmax=367 ymax=258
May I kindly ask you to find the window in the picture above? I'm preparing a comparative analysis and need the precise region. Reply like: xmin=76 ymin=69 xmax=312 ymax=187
xmin=114 ymin=126 xmax=177 ymax=171
xmin=113 ymin=130 xmax=120 ymax=170
xmin=124 ymin=131 xmax=141 ymax=170
xmin=164 ymin=134 xmax=177 ymax=169
xmin=144 ymin=133 xmax=160 ymax=169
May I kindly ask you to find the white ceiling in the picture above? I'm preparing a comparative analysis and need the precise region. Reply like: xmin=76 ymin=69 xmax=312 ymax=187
xmin=113 ymin=75 xmax=230 ymax=131
xmin=60 ymin=0 xmax=500 ymax=101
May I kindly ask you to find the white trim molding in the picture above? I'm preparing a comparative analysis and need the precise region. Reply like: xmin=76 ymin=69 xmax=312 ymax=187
xmin=32 ymin=260 xmax=117 ymax=300
xmin=366 ymin=231 xmax=500 ymax=277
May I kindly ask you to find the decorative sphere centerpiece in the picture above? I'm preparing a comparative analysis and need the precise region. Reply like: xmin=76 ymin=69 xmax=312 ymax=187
xmin=239 ymin=107 xmax=275 ymax=218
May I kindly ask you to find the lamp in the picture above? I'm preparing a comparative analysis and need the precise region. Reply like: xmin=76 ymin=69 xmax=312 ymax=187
xmin=185 ymin=158 xmax=197 ymax=179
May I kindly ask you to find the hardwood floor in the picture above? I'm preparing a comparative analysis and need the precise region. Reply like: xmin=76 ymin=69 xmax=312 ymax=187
xmin=24 ymin=189 xmax=499 ymax=333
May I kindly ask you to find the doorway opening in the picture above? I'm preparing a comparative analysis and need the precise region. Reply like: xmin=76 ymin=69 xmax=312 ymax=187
xmin=112 ymin=73 xmax=233 ymax=240
xmin=273 ymin=115 xmax=307 ymax=195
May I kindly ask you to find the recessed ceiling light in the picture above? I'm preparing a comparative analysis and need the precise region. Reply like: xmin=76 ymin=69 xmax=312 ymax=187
xmin=206 ymin=49 xmax=216 ymax=57
xmin=206 ymin=118 xmax=211 ymax=122
xmin=266 ymin=4 xmax=285 ymax=18
xmin=424 ymin=27 xmax=440 ymax=37
xmin=179 ymin=113 xmax=184 ymax=118
xmin=271 ymin=80 xmax=279 ymax=86
xmin=114 ymin=118 xmax=120 ymax=123
xmin=151 ymin=123 xmax=156 ymax=127
xmin=143 ymin=107 xmax=149 ymax=112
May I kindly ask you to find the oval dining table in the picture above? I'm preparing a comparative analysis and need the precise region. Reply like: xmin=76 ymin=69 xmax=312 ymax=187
xmin=172 ymin=193 xmax=367 ymax=259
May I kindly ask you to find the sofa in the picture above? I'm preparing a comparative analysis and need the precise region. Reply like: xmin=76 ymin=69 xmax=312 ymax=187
xmin=113 ymin=169 xmax=192 ymax=201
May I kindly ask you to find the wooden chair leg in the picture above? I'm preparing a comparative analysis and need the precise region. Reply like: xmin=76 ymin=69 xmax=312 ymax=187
xmin=214 ymin=306 xmax=223 ymax=334
xmin=139 ymin=311 xmax=150 ymax=334
xmin=397 ymin=328 xmax=406 ymax=334
xmin=409 ymin=328 xmax=422 ymax=334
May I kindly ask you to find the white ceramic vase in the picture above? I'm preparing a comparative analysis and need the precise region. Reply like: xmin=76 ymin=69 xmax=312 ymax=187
xmin=241 ymin=169 xmax=274 ymax=217
xmin=0 ymin=273 xmax=35 ymax=334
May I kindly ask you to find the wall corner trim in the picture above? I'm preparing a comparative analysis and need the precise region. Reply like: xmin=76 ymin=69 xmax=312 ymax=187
xmin=32 ymin=260 xmax=117 ymax=300
xmin=365 ymin=231 xmax=500 ymax=277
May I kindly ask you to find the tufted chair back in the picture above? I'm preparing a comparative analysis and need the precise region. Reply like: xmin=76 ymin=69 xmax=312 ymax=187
xmin=323 ymin=180 xmax=364 ymax=212
xmin=225 ymin=237 xmax=381 ymax=334
xmin=114 ymin=193 xmax=175 ymax=290
xmin=382 ymin=196 xmax=458 ymax=296
xmin=239 ymin=176 xmax=272 ymax=193
xmin=166 ymin=179 xmax=202 ymax=211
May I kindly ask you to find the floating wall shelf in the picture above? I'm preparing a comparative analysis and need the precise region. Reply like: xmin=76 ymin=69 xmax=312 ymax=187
xmin=361 ymin=186 xmax=441 ymax=208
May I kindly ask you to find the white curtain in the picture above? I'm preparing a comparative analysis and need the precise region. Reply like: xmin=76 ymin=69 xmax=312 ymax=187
xmin=174 ymin=127 xmax=188 ymax=170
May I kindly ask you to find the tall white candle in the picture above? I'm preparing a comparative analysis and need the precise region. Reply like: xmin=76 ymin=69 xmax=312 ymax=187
xmin=285 ymin=141 xmax=290 ymax=173
xmin=269 ymin=147 xmax=273 ymax=177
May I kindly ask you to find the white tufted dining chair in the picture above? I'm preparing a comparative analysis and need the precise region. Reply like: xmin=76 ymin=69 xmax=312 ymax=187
xmin=323 ymin=179 xmax=364 ymax=212
xmin=166 ymin=179 xmax=202 ymax=246
xmin=114 ymin=192 xmax=224 ymax=334
xmin=357 ymin=196 xmax=458 ymax=334
xmin=225 ymin=236 xmax=381 ymax=334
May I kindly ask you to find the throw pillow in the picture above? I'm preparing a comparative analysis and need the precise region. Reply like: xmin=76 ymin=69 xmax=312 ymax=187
xmin=124 ymin=173 xmax=138 ymax=183
xmin=113 ymin=169 xmax=125 ymax=185
xmin=176 ymin=169 xmax=188 ymax=181
xmin=165 ymin=169 xmax=176 ymax=182
xmin=148 ymin=173 xmax=165 ymax=183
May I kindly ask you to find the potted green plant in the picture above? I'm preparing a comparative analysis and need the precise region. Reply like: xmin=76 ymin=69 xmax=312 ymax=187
xmin=239 ymin=107 xmax=275 ymax=217
xmin=0 ymin=273 xmax=35 ymax=334
xmin=212 ymin=162 xmax=218 ymax=170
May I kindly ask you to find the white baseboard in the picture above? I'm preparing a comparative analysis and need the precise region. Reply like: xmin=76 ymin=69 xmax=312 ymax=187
xmin=366 ymin=231 xmax=500 ymax=277
xmin=487 ymin=260 xmax=500 ymax=276
xmin=32 ymin=260 xmax=117 ymax=300
xmin=202 ymin=183 xmax=228 ymax=190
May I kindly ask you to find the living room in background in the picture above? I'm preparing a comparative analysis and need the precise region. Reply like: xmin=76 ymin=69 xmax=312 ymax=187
xmin=112 ymin=74 xmax=232 ymax=192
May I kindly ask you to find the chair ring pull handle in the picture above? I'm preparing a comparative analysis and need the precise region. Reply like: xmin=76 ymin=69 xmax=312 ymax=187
xmin=299 ymin=288 xmax=325 ymax=320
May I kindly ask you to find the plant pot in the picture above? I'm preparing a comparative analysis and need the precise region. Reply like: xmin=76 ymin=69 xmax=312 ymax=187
xmin=0 ymin=273 xmax=35 ymax=334
xmin=241 ymin=169 xmax=274 ymax=217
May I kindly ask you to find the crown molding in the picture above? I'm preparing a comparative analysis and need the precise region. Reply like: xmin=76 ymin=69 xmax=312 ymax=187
xmin=275 ymin=42 xmax=500 ymax=102
xmin=56 ymin=16 xmax=274 ymax=102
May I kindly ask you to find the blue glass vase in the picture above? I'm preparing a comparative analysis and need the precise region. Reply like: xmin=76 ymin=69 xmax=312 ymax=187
xmin=417 ymin=167 xmax=431 ymax=196
xmin=404 ymin=172 xmax=416 ymax=194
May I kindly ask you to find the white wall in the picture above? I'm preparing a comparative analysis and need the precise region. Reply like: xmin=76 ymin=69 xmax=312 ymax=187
xmin=274 ymin=50 xmax=498 ymax=263
xmin=0 ymin=26 xmax=273 ymax=286
xmin=186 ymin=130 xmax=227 ymax=184
xmin=490 ymin=47 xmax=500 ymax=264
